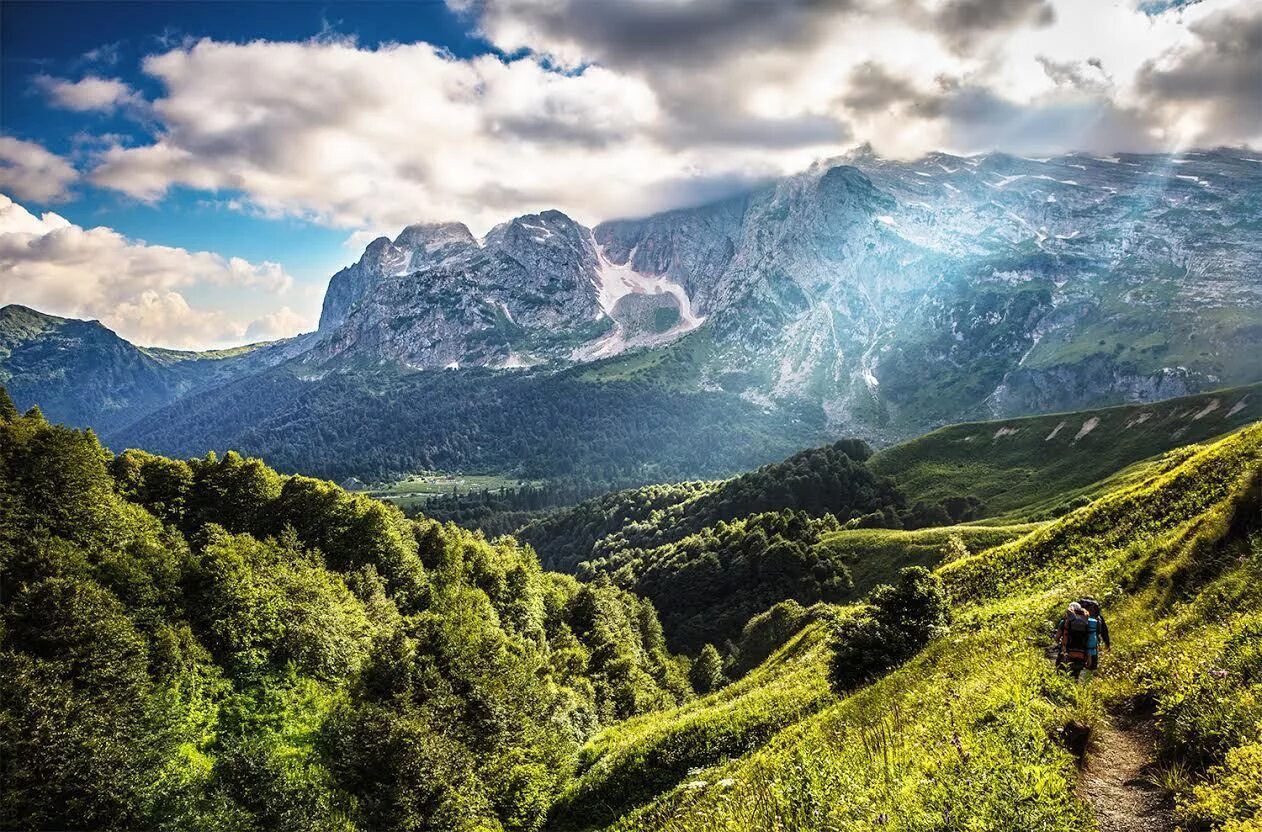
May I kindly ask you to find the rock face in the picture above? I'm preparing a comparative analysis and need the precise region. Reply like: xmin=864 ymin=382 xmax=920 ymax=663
xmin=587 ymin=149 xmax=1262 ymax=436
xmin=318 ymin=222 xmax=478 ymax=331
xmin=280 ymin=148 xmax=1262 ymax=433
xmin=308 ymin=211 xmax=612 ymax=369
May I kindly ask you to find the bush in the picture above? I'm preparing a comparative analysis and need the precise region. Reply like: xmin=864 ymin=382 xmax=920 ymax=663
xmin=829 ymin=566 xmax=950 ymax=692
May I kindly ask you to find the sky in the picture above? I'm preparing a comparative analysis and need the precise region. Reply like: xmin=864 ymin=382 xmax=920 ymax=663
xmin=0 ymin=0 xmax=1259 ymax=349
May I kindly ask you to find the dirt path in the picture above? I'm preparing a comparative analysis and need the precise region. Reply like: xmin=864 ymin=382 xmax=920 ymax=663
xmin=1081 ymin=718 xmax=1175 ymax=832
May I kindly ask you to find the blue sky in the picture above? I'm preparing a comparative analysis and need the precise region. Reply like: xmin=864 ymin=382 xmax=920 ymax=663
xmin=0 ymin=0 xmax=1258 ymax=348
xmin=1 ymin=1 xmax=491 ymax=340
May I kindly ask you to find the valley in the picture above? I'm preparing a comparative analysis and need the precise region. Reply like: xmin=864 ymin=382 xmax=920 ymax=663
xmin=2 ymin=383 xmax=1258 ymax=831
xmin=6 ymin=2 xmax=1262 ymax=829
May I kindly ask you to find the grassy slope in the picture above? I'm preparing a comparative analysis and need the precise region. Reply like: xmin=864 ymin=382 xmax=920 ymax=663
xmin=813 ymin=522 xmax=1039 ymax=598
xmin=870 ymin=382 xmax=1262 ymax=520
xmin=559 ymin=421 xmax=1262 ymax=831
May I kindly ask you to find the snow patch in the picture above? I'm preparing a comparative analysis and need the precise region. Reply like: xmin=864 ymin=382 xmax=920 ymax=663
xmin=444 ymin=361 xmax=460 ymax=370
xmin=876 ymin=215 xmax=897 ymax=227
xmin=574 ymin=242 xmax=705 ymax=361
xmin=1073 ymin=417 xmax=1100 ymax=442
xmin=1226 ymin=398 xmax=1248 ymax=418
xmin=591 ymin=244 xmax=701 ymax=328
xmin=994 ymin=426 xmax=1020 ymax=438
xmin=1175 ymin=174 xmax=1210 ymax=188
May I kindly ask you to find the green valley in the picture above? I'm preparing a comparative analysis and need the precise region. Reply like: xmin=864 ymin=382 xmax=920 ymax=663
xmin=2 ymin=382 xmax=1261 ymax=832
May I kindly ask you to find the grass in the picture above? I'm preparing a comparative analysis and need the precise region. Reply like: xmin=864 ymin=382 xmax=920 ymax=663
xmin=870 ymin=382 xmax=1262 ymax=521
xmin=813 ymin=523 xmax=1039 ymax=598
xmin=361 ymin=471 xmax=533 ymax=511
xmin=546 ymin=419 xmax=1262 ymax=831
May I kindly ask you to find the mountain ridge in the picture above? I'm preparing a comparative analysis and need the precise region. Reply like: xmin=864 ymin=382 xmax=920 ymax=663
xmin=4 ymin=148 xmax=1261 ymax=481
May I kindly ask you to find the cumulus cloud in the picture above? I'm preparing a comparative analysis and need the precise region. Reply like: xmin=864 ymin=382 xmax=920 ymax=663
xmin=68 ymin=0 xmax=1262 ymax=236
xmin=87 ymin=38 xmax=836 ymax=232
xmin=0 ymin=137 xmax=78 ymax=203
xmin=0 ymin=193 xmax=312 ymax=348
xmin=35 ymin=74 xmax=143 ymax=112
xmin=1136 ymin=2 xmax=1262 ymax=146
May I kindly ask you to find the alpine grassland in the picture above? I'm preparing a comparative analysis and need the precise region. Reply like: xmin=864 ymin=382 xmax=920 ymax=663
xmin=558 ymin=422 xmax=1262 ymax=831
xmin=870 ymin=382 xmax=1261 ymax=521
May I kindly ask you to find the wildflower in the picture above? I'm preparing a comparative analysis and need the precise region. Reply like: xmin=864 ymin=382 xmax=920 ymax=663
xmin=686 ymin=780 xmax=707 ymax=790
xmin=1209 ymin=668 xmax=1229 ymax=679
xmin=717 ymin=778 xmax=735 ymax=788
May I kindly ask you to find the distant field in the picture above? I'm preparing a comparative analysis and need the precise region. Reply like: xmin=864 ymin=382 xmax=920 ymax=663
xmin=358 ymin=471 xmax=531 ymax=512
xmin=871 ymin=381 xmax=1262 ymax=521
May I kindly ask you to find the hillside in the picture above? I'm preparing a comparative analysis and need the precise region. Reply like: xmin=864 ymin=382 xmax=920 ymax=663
xmin=555 ymin=420 xmax=1262 ymax=830
xmin=106 ymin=365 xmax=828 ymax=484
xmin=871 ymin=381 xmax=1262 ymax=520
xmin=0 ymin=304 xmax=309 ymax=434
xmin=2 ymin=381 xmax=1260 ymax=830
xmin=0 ymin=388 xmax=694 ymax=831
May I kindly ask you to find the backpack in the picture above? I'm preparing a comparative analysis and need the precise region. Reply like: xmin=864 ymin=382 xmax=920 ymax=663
xmin=1064 ymin=615 xmax=1090 ymax=657
xmin=1078 ymin=597 xmax=1102 ymax=618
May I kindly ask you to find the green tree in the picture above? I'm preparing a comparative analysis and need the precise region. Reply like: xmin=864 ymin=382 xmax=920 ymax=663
xmin=829 ymin=566 xmax=950 ymax=692
xmin=689 ymin=644 xmax=727 ymax=694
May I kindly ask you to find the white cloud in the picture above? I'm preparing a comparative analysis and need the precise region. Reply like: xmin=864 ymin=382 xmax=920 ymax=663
xmin=0 ymin=137 xmax=78 ymax=203
xmin=245 ymin=306 xmax=309 ymax=341
xmin=0 ymin=193 xmax=313 ymax=349
xmin=35 ymin=74 xmax=143 ymax=112
xmin=68 ymin=0 xmax=1262 ymax=237
xmin=86 ymin=38 xmax=834 ymax=232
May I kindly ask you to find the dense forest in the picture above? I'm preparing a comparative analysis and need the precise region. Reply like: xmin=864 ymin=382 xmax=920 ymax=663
xmin=106 ymin=366 xmax=829 ymax=485
xmin=0 ymin=388 xmax=700 ymax=832
xmin=517 ymin=440 xmax=982 ymax=649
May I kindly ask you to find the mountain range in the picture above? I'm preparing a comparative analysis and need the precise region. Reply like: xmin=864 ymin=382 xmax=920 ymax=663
xmin=4 ymin=147 xmax=1261 ymax=481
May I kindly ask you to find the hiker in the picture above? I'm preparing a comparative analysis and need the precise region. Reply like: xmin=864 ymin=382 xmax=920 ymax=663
xmin=1077 ymin=596 xmax=1111 ymax=671
xmin=1054 ymin=602 xmax=1096 ymax=680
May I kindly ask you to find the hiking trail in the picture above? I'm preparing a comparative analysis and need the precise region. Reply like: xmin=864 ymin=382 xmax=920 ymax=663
xmin=1081 ymin=716 xmax=1175 ymax=832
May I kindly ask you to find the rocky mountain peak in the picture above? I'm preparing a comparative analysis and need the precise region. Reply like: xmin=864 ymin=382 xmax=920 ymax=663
xmin=394 ymin=221 xmax=477 ymax=252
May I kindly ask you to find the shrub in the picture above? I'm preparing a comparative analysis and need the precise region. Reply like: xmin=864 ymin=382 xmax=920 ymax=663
xmin=829 ymin=566 xmax=950 ymax=692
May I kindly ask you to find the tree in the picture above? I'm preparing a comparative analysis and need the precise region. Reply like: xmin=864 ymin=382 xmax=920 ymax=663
xmin=829 ymin=567 xmax=950 ymax=693
xmin=689 ymin=644 xmax=727 ymax=694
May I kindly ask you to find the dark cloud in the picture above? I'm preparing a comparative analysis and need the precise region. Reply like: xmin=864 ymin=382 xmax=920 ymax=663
xmin=655 ymin=111 xmax=849 ymax=150
xmin=1036 ymin=55 xmax=1111 ymax=92
xmin=1136 ymin=4 xmax=1262 ymax=142
xmin=842 ymin=62 xmax=942 ymax=116
xmin=472 ymin=0 xmax=859 ymax=68
xmin=931 ymin=0 xmax=1055 ymax=51
xmin=936 ymin=86 xmax=1157 ymax=154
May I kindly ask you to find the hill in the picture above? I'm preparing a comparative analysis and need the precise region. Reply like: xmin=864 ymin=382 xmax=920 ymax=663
xmin=553 ymin=420 xmax=1262 ymax=830
xmin=0 ymin=388 xmax=694 ymax=832
xmin=871 ymin=381 xmax=1262 ymax=520
xmin=0 ymin=304 xmax=308 ymax=434
xmin=3 ymin=379 xmax=1261 ymax=831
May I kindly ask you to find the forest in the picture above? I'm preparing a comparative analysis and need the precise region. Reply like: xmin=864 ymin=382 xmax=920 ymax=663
xmin=0 ymin=388 xmax=696 ymax=831
xmin=107 ymin=366 xmax=828 ymax=486
xmin=517 ymin=439 xmax=983 ymax=649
